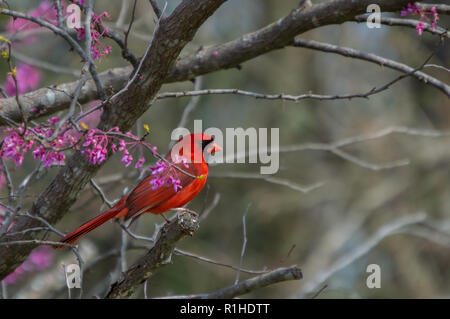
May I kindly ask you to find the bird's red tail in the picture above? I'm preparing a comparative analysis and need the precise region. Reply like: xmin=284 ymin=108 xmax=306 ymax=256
xmin=56 ymin=198 xmax=128 ymax=248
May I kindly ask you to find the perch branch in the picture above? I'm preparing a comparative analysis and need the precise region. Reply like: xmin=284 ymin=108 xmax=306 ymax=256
xmin=158 ymin=266 xmax=302 ymax=299
xmin=105 ymin=210 xmax=200 ymax=298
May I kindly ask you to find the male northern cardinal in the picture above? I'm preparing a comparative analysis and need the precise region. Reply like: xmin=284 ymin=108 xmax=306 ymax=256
xmin=57 ymin=133 xmax=221 ymax=247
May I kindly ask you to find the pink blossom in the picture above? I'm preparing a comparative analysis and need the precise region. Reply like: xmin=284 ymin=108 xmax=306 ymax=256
xmin=0 ymin=114 xmax=173 ymax=185
xmin=173 ymin=154 xmax=189 ymax=168
xmin=400 ymin=3 xmax=439 ymax=35
xmin=48 ymin=116 xmax=60 ymax=125
xmin=1 ymin=121 xmax=70 ymax=168
xmin=3 ymin=63 xmax=41 ymax=96
xmin=118 ymin=139 xmax=127 ymax=151
xmin=4 ymin=246 xmax=53 ymax=284
xmin=416 ymin=21 xmax=425 ymax=35
xmin=111 ymin=143 xmax=118 ymax=153
xmin=29 ymin=246 xmax=53 ymax=270
xmin=75 ymin=27 xmax=86 ymax=40
xmin=7 ymin=1 xmax=57 ymax=35
xmin=81 ymin=130 xmax=109 ymax=165
xmin=167 ymin=176 xmax=182 ymax=192
xmin=103 ymin=45 xmax=112 ymax=56
xmin=75 ymin=10 xmax=112 ymax=60
xmin=121 ymin=150 xmax=133 ymax=167
xmin=150 ymin=177 xmax=165 ymax=190
xmin=135 ymin=157 xmax=145 ymax=168
xmin=400 ymin=3 xmax=420 ymax=16
xmin=149 ymin=160 xmax=167 ymax=175
xmin=1 ymin=130 xmax=34 ymax=167
xmin=148 ymin=160 xmax=183 ymax=192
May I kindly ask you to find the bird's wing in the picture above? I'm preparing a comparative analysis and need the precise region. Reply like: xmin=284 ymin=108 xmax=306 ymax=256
xmin=124 ymin=162 xmax=202 ymax=220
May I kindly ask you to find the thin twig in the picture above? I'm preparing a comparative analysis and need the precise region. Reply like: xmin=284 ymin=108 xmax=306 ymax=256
xmin=124 ymin=0 xmax=138 ymax=54
xmin=116 ymin=0 xmax=130 ymax=28
xmin=297 ymin=213 xmax=427 ymax=297
xmin=309 ymin=284 xmax=328 ymax=299
xmin=210 ymin=173 xmax=324 ymax=193
xmin=0 ymin=239 xmax=75 ymax=248
xmin=235 ymin=204 xmax=251 ymax=285
xmin=292 ymin=37 xmax=449 ymax=96
xmin=149 ymin=0 xmax=162 ymax=19
xmin=85 ymin=0 xmax=106 ymax=100
xmin=157 ymin=266 xmax=302 ymax=299
xmin=173 ymin=248 xmax=268 ymax=275
xmin=90 ymin=178 xmax=114 ymax=208
xmin=54 ymin=0 xmax=65 ymax=29
xmin=168 ymin=76 xmax=203 ymax=151
xmin=18 ymin=213 xmax=65 ymax=237
xmin=200 ymin=192 xmax=221 ymax=221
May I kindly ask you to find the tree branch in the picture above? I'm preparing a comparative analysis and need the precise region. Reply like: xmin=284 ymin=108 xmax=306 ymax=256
xmin=292 ymin=38 xmax=450 ymax=96
xmin=105 ymin=210 xmax=200 ymax=298
xmin=158 ymin=265 xmax=303 ymax=299
xmin=0 ymin=0 xmax=416 ymax=124
xmin=416 ymin=3 xmax=450 ymax=14
xmin=354 ymin=15 xmax=449 ymax=37
xmin=168 ymin=0 xmax=413 ymax=82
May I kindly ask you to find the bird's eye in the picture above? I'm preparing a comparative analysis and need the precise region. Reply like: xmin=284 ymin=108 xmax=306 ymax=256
xmin=201 ymin=137 xmax=214 ymax=150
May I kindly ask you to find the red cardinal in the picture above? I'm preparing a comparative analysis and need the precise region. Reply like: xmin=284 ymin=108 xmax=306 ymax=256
xmin=57 ymin=133 xmax=221 ymax=247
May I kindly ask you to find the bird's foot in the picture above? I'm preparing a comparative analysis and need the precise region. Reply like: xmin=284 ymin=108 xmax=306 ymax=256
xmin=160 ymin=213 xmax=170 ymax=225
xmin=172 ymin=208 xmax=199 ymax=218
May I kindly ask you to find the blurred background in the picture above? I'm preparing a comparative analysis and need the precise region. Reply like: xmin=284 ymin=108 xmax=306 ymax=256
xmin=0 ymin=0 xmax=449 ymax=298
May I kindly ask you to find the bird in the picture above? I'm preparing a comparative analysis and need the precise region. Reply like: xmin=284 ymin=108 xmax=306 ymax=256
xmin=57 ymin=133 xmax=221 ymax=247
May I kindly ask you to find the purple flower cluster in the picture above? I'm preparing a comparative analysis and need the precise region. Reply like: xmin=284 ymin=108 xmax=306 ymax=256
xmin=0 ymin=117 xmax=72 ymax=168
xmin=82 ymin=128 xmax=114 ymax=165
xmin=75 ymin=11 xmax=112 ymax=60
xmin=79 ymin=127 xmax=185 ymax=192
xmin=1 ymin=129 xmax=34 ymax=167
xmin=400 ymin=3 xmax=439 ymax=35
xmin=167 ymin=176 xmax=183 ymax=192
xmin=81 ymin=127 xmax=157 ymax=169
xmin=148 ymin=155 xmax=189 ymax=192
xmin=0 ymin=110 xmax=158 ymax=172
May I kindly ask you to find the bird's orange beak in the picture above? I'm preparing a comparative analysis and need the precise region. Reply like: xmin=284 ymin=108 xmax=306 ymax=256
xmin=206 ymin=142 xmax=222 ymax=154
